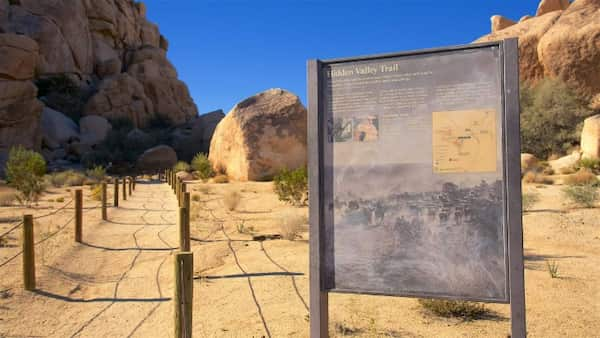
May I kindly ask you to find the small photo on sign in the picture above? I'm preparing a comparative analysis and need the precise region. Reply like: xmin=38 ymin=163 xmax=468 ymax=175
xmin=333 ymin=118 xmax=353 ymax=142
xmin=353 ymin=116 xmax=379 ymax=142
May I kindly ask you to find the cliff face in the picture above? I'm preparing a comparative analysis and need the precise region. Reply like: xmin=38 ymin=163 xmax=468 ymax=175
xmin=476 ymin=0 xmax=600 ymax=103
xmin=0 ymin=0 xmax=198 ymax=170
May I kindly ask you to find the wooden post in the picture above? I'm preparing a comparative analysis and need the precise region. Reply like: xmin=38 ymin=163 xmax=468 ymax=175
xmin=101 ymin=182 xmax=107 ymax=220
xmin=22 ymin=214 xmax=35 ymax=290
xmin=128 ymin=177 xmax=133 ymax=195
xmin=132 ymin=176 xmax=136 ymax=191
xmin=75 ymin=189 xmax=82 ymax=243
xmin=174 ymin=252 xmax=193 ymax=338
xmin=177 ymin=178 xmax=181 ymax=204
xmin=168 ymin=169 xmax=171 ymax=186
xmin=122 ymin=177 xmax=127 ymax=200
xmin=113 ymin=178 xmax=119 ymax=207
xmin=178 ymin=206 xmax=190 ymax=251
xmin=183 ymin=192 xmax=190 ymax=218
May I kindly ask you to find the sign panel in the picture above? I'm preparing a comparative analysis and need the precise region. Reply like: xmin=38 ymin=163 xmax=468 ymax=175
xmin=318 ymin=44 xmax=513 ymax=302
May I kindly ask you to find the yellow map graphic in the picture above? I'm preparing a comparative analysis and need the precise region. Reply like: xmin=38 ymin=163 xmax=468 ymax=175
xmin=432 ymin=109 xmax=497 ymax=173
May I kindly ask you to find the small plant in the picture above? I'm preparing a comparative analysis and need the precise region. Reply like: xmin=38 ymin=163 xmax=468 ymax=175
xmin=65 ymin=171 xmax=86 ymax=187
xmin=173 ymin=161 xmax=191 ymax=173
xmin=522 ymin=191 xmax=540 ymax=211
xmin=418 ymin=299 xmax=487 ymax=320
xmin=564 ymin=169 xmax=598 ymax=186
xmin=562 ymin=184 xmax=598 ymax=208
xmin=546 ymin=260 xmax=559 ymax=278
xmin=5 ymin=146 xmax=46 ymax=204
xmin=522 ymin=171 xmax=553 ymax=185
xmin=236 ymin=220 xmax=254 ymax=234
xmin=191 ymin=194 xmax=201 ymax=202
xmin=273 ymin=167 xmax=308 ymax=206
xmin=280 ymin=213 xmax=306 ymax=240
xmin=0 ymin=192 xmax=16 ymax=207
xmin=223 ymin=190 xmax=241 ymax=211
xmin=56 ymin=197 xmax=65 ymax=203
xmin=197 ymin=185 xmax=211 ymax=194
xmin=334 ymin=322 xmax=362 ymax=336
xmin=191 ymin=153 xmax=215 ymax=181
xmin=213 ymin=174 xmax=229 ymax=184
xmin=90 ymin=184 xmax=102 ymax=201
xmin=85 ymin=165 xmax=106 ymax=182
xmin=577 ymin=158 xmax=600 ymax=173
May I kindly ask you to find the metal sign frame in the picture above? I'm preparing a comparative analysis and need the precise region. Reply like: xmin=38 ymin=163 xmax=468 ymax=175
xmin=307 ymin=38 xmax=525 ymax=337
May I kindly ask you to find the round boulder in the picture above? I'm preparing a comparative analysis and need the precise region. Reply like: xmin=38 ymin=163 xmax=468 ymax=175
xmin=136 ymin=145 xmax=177 ymax=173
xmin=40 ymin=107 xmax=80 ymax=149
xmin=581 ymin=115 xmax=600 ymax=159
xmin=79 ymin=115 xmax=112 ymax=146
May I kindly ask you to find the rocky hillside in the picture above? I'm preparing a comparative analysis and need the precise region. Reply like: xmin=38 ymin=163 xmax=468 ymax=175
xmin=0 ymin=0 xmax=202 ymax=173
xmin=477 ymin=0 xmax=600 ymax=107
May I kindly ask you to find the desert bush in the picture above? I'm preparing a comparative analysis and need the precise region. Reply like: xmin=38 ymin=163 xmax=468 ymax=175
xmin=418 ymin=299 xmax=487 ymax=320
xmin=564 ymin=169 xmax=598 ymax=186
xmin=85 ymin=165 xmax=106 ymax=182
xmin=562 ymin=184 xmax=599 ymax=208
xmin=520 ymin=78 xmax=594 ymax=159
xmin=522 ymin=191 xmax=540 ymax=211
xmin=90 ymin=184 xmax=102 ymax=201
xmin=559 ymin=166 xmax=576 ymax=175
xmin=280 ymin=213 xmax=306 ymax=240
xmin=522 ymin=171 xmax=553 ymax=185
xmin=213 ymin=174 xmax=229 ymax=184
xmin=538 ymin=161 xmax=555 ymax=175
xmin=56 ymin=197 xmax=65 ymax=203
xmin=191 ymin=153 xmax=215 ymax=181
xmin=0 ymin=192 xmax=16 ymax=207
xmin=5 ymin=146 xmax=46 ymax=204
xmin=50 ymin=170 xmax=87 ymax=187
xmin=576 ymin=158 xmax=600 ymax=173
xmin=273 ymin=167 xmax=308 ymax=206
xmin=223 ymin=190 xmax=241 ymax=211
xmin=191 ymin=194 xmax=201 ymax=202
xmin=173 ymin=161 xmax=191 ymax=173
xmin=547 ymin=260 xmax=559 ymax=278
xmin=197 ymin=185 xmax=211 ymax=194
xmin=236 ymin=220 xmax=254 ymax=234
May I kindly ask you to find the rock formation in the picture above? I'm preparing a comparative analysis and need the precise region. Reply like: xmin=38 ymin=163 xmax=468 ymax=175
xmin=137 ymin=145 xmax=177 ymax=173
xmin=581 ymin=115 xmax=600 ymax=159
xmin=491 ymin=15 xmax=516 ymax=33
xmin=476 ymin=0 xmax=600 ymax=101
xmin=209 ymin=89 xmax=307 ymax=181
xmin=0 ymin=0 xmax=200 ymax=173
xmin=171 ymin=109 xmax=225 ymax=162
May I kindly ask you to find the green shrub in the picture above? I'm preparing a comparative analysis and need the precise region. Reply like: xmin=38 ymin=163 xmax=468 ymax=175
xmin=85 ymin=165 xmax=106 ymax=182
xmin=418 ymin=299 xmax=487 ymax=320
xmin=173 ymin=161 xmax=190 ymax=173
xmin=522 ymin=191 xmax=540 ymax=211
xmin=191 ymin=153 xmax=215 ymax=181
xmin=56 ymin=197 xmax=65 ymax=203
xmin=90 ymin=184 xmax=103 ymax=201
xmin=547 ymin=260 xmax=559 ymax=278
xmin=5 ymin=146 xmax=46 ymax=204
xmin=562 ymin=184 xmax=598 ymax=208
xmin=577 ymin=158 xmax=600 ymax=173
xmin=273 ymin=167 xmax=308 ymax=206
xmin=520 ymin=78 xmax=594 ymax=159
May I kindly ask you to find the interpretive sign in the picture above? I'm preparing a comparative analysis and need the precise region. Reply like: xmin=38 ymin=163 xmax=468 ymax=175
xmin=308 ymin=39 xmax=525 ymax=337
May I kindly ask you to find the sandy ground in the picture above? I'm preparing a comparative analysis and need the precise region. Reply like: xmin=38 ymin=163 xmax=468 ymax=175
xmin=0 ymin=180 xmax=599 ymax=337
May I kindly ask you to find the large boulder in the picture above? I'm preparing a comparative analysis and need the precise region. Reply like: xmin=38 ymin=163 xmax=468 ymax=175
xmin=136 ymin=145 xmax=177 ymax=173
xmin=40 ymin=107 xmax=80 ymax=149
xmin=126 ymin=46 xmax=197 ymax=125
xmin=0 ymin=34 xmax=39 ymax=80
xmin=491 ymin=15 xmax=516 ymax=33
xmin=8 ymin=0 xmax=93 ymax=76
xmin=549 ymin=151 xmax=581 ymax=173
xmin=79 ymin=115 xmax=112 ymax=146
xmin=476 ymin=0 xmax=600 ymax=99
xmin=521 ymin=153 xmax=539 ymax=172
xmin=209 ymin=89 xmax=307 ymax=181
xmin=171 ymin=109 xmax=225 ymax=162
xmin=0 ymin=80 xmax=43 ymax=175
xmin=581 ymin=115 xmax=600 ymax=159
xmin=536 ymin=0 xmax=570 ymax=16
xmin=83 ymin=73 xmax=154 ymax=128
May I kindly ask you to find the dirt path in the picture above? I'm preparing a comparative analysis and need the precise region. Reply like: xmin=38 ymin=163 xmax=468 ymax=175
xmin=0 ymin=179 xmax=180 ymax=338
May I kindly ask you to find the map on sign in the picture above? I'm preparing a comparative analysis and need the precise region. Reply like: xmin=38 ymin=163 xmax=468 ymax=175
xmin=432 ymin=109 xmax=497 ymax=173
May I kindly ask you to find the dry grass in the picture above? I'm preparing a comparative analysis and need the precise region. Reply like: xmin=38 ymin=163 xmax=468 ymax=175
xmin=564 ymin=169 xmax=598 ymax=186
xmin=522 ymin=171 xmax=554 ymax=185
xmin=0 ymin=191 xmax=16 ymax=207
xmin=191 ymin=194 xmax=201 ymax=202
xmin=90 ymin=185 xmax=102 ymax=201
xmin=280 ymin=213 xmax=306 ymax=240
xmin=223 ymin=190 xmax=241 ymax=211
xmin=197 ymin=185 xmax=211 ymax=194
xmin=213 ymin=175 xmax=229 ymax=184
xmin=418 ymin=299 xmax=488 ymax=320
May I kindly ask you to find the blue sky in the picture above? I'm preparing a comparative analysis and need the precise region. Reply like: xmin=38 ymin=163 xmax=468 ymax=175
xmin=145 ymin=1 xmax=538 ymax=115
